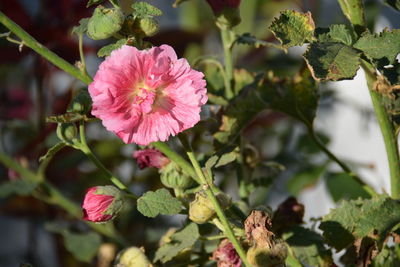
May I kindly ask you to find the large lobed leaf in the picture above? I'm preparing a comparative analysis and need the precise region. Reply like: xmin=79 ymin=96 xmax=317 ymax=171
xmin=137 ymin=188 xmax=182 ymax=218
xmin=319 ymin=195 xmax=400 ymax=251
xmin=304 ymin=42 xmax=360 ymax=81
xmin=269 ymin=10 xmax=315 ymax=48
xmin=154 ymin=223 xmax=199 ymax=263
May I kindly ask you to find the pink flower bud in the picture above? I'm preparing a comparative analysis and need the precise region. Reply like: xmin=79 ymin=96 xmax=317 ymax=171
xmin=212 ymin=239 xmax=241 ymax=267
xmin=133 ymin=148 xmax=170 ymax=169
xmin=82 ymin=186 xmax=123 ymax=223
xmin=206 ymin=0 xmax=241 ymax=14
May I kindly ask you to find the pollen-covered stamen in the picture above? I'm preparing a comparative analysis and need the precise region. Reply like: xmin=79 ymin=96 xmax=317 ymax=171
xmin=133 ymin=88 xmax=156 ymax=114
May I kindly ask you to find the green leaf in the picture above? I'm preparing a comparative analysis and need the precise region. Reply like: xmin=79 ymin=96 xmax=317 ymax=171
xmin=371 ymin=244 xmax=400 ymax=266
xmin=45 ymin=223 xmax=102 ymax=262
xmin=304 ymin=42 xmax=360 ymax=81
xmin=154 ymin=223 xmax=199 ymax=263
xmin=86 ymin=0 xmax=105 ymax=8
xmin=383 ymin=0 xmax=400 ymax=12
xmin=137 ymin=189 xmax=182 ymax=218
xmin=87 ymin=7 xmax=124 ymax=40
xmin=132 ymin=2 xmax=162 ymax=18
xmin=337 ymin=0 xmax=365 ymax=27
xmin=39 ymin=142 xmax=66 ymax=163
xmin=263 ymin=68 xmax=319 ymax=125
xmin=63 ymin=231 xmax=102 ymax=262
xmin=319 ymin=195 xmax=400 ymax=251
xmin=287 ymin=165 xmax=326 ymax=196
xmin=354 ymin=29 xmax=400 ymax=65
xmin=0 ymin=179 xmax=38 ymax=198
xmin=97 ymin=39 xmax=127 ymax=57
xmin=315 ymin=24 xmax=356 ymax=46
xmin=283 ymin=226 xmax=334 ymax=267
xmin=72 ymin=18 xmax=89 ymax=35
xmin=269 ymin=10 xmax=315 ymax=48
xmin=326 ymin=172 xmax=371 ymax=202
xmin=207 ymin=93 xmax=229 ymax=106
xmin=215 ymin=150 xmax=238 ymax=168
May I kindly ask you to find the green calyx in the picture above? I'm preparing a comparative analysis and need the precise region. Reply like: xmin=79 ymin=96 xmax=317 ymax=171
xmin=159 ymin=161 xmax=194 ymax=190
xmin=189 ymin=191 xmax=231 ymax=224
xmin=116 ymin=246 xmax=151 ymax=267
xmin=87 ymin=6 xmax=124 ymax=40
xmin=56 ymin=123 xmax=77 ymax=143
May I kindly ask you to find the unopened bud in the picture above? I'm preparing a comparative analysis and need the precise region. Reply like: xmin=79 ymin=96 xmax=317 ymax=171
xmin=87 ymin=6 xmax=125 ymax=40
xmin=137 ymin=17 xmax=159 ymax=37
xmin=56 ymin=123 xmax=77 ymax=143
xmin=67 ymin=89 xmax=92 ymax=114
xmin=247 ymin=240 xmax=288 ymax=267
xmin=82 ymin=185 xmax=124 ymax=223
xmin=206 ymin=0 xmax=241 ymax=29
xmin=159 ymin=161 xmax=194 ymax=189
xmin=115 ymin=246 xmax=151 ymax=267
xmin=189 ymin=192 xmax=231 ymax=224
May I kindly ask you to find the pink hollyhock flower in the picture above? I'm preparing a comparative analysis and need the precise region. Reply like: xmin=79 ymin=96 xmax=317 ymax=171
xmin=206 ymin=0 xmax=241 ymax=14
xmin=89 ymin=45 xmax=207 ymax=145
xmin=212 ymin=239 xmax=242 ymax=267
xmin=133 ymin=148 xmax=170 ymax=169
xmin=82 ymin=186 xmax=123 ymax=223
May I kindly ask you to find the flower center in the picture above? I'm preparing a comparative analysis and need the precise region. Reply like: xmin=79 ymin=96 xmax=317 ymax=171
xmin=129 ymin=82 xmax=165 ymax=114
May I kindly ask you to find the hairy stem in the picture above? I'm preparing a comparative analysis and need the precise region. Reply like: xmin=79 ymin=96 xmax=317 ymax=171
xmin=362 ymin=61 xmax=400 ymax=199
xmin=220 ymin=28 xmax=234 ymax=99
xmin=179 ymin=137 xmax=250 ymax=266
xmin=0 ymin=11 xmax=92 ymax=85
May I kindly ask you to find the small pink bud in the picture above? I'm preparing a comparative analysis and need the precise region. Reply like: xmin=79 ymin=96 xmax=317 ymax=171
xmin=82 ymin=186 xmax=123 ymax=223
xmin=133 ymin=148 xmax=170 ymax=169
xmin=212 ymin=239 xmax=241 ymax=267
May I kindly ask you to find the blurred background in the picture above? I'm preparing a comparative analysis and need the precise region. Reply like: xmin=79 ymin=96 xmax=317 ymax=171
xmin=0 ymin=0 xmax=399 ymax=266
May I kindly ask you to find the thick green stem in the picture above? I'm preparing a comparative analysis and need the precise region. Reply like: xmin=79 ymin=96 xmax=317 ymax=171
xmin=77 ymin=123 xmax=129 ymax=192
xmin=0 ymin=11 xmax=92 ymax=85
xmin=180 ymin=138 xmax=250 ymax=266
xmin=362 ymin=62 xmax=400 ymax=198
xmin=220 ymin=28 xmax=234 ymax=99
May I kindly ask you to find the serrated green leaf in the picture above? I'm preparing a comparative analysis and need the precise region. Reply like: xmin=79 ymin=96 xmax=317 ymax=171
xmin=319 ymin=195 xmax=400 ymax=251
xmin=354 ymin=29 xmax=400 ymax=65
xmin=72 ymin=18 xmax=89 ymax=35
xmin=205 ymin=155 xmax=219 ymax=171
xmin=287 ymin=165 xmax=326 ymax=196
xmin=137 ymin=189 xmax=182 ymax=218
xmin=63 ymin=231 xmax=101 ymax=262
xmin=384 ymin=0 xmax=400 ymax=12
xmin=87 ymin=7 xmax=124 ymax=40
xmin=97 ymin=39 xmax=127 ymax=57
xmin=326 ymin=172 xmax=370 ymax=202
xmin=315 ymin=24 xmax=356 ymax=46
xmin=39 ymin=142 xmax=66 ymax=163
xmin=304 ymin=42 xmax=360 ymax=81
xmin=215 ymin=150 xmax=238 ymax=168
xmin=132 ymin=2 xmax=162 ymax=18
xmin=283 ymin=226 xmax=333 ymax=267
xmin=269 ymin=10 xmax=315 ymax=48
xmin=263 ymin=68 xmax=319 ymax=125
xmin=154 ymin=223 xmax=199 ymax=263
xmin=86 ymin=0 xmax=105 ymax=8
xmin=0 ymin=179 xmax=38 ymax=198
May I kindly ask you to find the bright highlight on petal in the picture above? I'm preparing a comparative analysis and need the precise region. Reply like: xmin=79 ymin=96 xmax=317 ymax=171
xmin=89 ymin=45 xmax=208 ymax=145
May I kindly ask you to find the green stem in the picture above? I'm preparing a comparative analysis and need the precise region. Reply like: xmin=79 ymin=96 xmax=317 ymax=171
xmin=181 ymin=139 xmax=250 ymax=267
xmin=362 ymin=61 xmax=400 ymax=199
xmin=151 ymin=141 xmax=200 ymax=184
xmin=78 ymin=33 xmax=89 ymax=78
xmin=0 ymin=11 xmax=92 ymax=85
xmin=220 ymin=28 xmax=234 ymax=99
xmin=306 ymin=125 xmax=376 ymax=196
xmin=77 ymin=123 xmax=129 ymax=191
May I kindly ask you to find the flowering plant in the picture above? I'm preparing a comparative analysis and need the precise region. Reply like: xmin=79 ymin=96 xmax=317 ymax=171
xmin=1 ymin=0 xmax=400 ymax=266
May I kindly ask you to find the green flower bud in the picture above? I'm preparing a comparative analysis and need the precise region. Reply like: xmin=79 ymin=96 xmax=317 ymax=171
xmin=67 ymin=90 xmax=92 ymax=115
xmin=189 ymin=192 xmax=231 ymax=224
xmin=159 ymin=162 xmax=194 ymax=189
xmin=215 ymin=8 xmax=241 ymax=30
xmin=56 ymin=123 xmax=77 ymax=143
xmin=247 ymin=241 xmax=288 ymax=267
xmin=87 ymin=6 xmax=125 ymax=40
xmin=132 ymin=17 xmax=159 ymax=37
xmin=116 ymin=246 xmax=151 ymax=267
